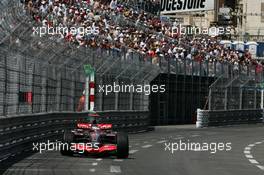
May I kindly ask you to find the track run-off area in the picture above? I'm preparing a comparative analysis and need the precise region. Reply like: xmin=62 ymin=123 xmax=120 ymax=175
xmin=2 ymin=125 xmax=264 ymax=175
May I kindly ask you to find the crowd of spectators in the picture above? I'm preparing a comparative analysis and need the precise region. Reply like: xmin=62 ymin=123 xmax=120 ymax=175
xmin=120 ymin=0 xmax=161 ymax=15
xmin=22 ymin=0 xmax=264 ymax=73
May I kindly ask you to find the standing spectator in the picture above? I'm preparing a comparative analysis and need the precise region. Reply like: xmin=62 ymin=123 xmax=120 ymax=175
xmin=110 ymin=0 xmax=117 ymax=10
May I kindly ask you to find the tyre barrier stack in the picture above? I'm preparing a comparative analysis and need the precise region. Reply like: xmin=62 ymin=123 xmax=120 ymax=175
xmin=196 ymin=108 xmax=263 ymax=128
xmin=0 ymin=110 xmax=149 ymax=163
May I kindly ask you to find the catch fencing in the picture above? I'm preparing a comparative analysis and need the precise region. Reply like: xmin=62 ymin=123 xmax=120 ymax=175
xmin=0 ymin=48 xmax=156 ymax=116
xmin=209 ymin=75 xmax=264 ymax=111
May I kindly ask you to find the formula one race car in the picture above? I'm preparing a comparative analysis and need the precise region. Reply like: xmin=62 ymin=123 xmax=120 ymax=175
xmin=60 ymin=113 xmax=129 ymax=158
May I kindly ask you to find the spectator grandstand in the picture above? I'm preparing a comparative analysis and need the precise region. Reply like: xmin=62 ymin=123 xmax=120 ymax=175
xmin=21 ymin=0 xmax=264 ymax=73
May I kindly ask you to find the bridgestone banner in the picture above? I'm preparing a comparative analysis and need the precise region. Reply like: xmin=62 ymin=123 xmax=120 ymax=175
xmin=160 ymin=0 xmax=215 ymax=14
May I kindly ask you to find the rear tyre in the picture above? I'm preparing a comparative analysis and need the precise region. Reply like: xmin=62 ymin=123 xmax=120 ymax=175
xmin=116 ymin=132 xmax=129 ymax=158
xmin=60 ymin=130 xmax=74 ymax=156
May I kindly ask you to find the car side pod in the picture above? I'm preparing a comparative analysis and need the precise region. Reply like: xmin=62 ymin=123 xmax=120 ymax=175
xmin=116 ymin=132 xmax=129 ymax=159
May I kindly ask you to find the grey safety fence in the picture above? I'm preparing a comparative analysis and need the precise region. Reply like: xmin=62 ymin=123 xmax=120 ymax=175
xmin=196 ymin=108 xmax=263 ymax=128
xmin=208 ymin=75 xmax=264 ymax=111
xmin=166 ymin=56 xmax=263 ymax=79
xmin=0 ymin=110 xmax=149 ymax=162
xmin=0 ymin=0 xmax=161 ymax=116
xmin=0 ymin=43 xmax=158 ymax=116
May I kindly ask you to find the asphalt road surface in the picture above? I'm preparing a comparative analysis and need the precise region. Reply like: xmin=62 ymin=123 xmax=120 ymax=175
xmin=2 ymin=124 xmax=264 ymax=175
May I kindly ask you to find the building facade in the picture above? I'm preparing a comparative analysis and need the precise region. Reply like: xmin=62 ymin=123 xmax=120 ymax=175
xmin=237 ymin=0 xmax=264 ymax=37
xmin=161 ymin=0 xmax=264 ymax=40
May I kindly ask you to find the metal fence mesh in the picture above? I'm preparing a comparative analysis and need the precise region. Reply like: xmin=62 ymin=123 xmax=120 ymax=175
xmin=0 ymin=0 xmax=162 ymax=116
xmin=209 ymin=75 xmax=263 ymax=110
xmin=0 ymin=48 xmax=157 ymax=116
xmin=1 ymin=0 xmax=264 ymax=117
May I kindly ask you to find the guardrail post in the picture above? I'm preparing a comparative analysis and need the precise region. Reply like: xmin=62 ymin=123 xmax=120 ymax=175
xmin=208 ymin=89 xmax=212 ymax=110
xmin=239 ymin=88 xmax=243 ymax=110
xmin=58 ymin=69 xmax=63 ymax=111
xmin=32 ymin=62 xmax=35 ymax=113
xmin=263 ymin=109 xmax=264 ymax=123
xmin=261 ymin=90 xmax=264 ymax=109
xmin=16 ymin=57 xmax=20 ymax=114
xmin=140 ymin=82 xmax=145 ymax=111
xmin=3 ymin=54 xmax=7 ymax=116
xmin=224 ymin=87 xmax=228 ymax=110
xmin=254 ymin=87 xmax=257 ymax=109
xmin=73 ymin=72 xmax=77 ymax=111
xmin=115 ymin=80 xmax=119 ymax=110
xmin=263 ymin=111 xmax=264 ymax=123
xmin=98 ymin=77 xmax=103 ymax=111
xmin=45 ymin=67 xmax=49 ymax=112
xmin=129 ymin=83 xmax=134 ymax=110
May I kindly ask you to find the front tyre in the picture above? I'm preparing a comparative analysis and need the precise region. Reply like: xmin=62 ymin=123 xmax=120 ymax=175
xmin=116 ymin=132 xmax=129 ymax=158
xmin=60 ymin=130 xmax=74 ymax=156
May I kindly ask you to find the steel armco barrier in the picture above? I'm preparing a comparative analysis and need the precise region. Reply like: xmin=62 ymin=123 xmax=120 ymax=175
xmin=0 ymin=110 xmax=149 ymax=162
xmin=196 ymin=108 xmax=263 ymax=128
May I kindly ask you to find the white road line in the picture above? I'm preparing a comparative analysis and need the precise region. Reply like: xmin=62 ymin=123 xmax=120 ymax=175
xmin=143 ymin=141 xmax=149 ymax=143
xmin=129 ymin=150 xmax=138 ymax=154
xmin=96 ymin=158 xmax=102 ymax=161
xmin=110 ymin=166 xmax=121 ymax=173
xmin=157 ymin=140 xmax=167 ymax=144
xmin=244 ymin=141 xmax=264 ymax=171
xmin=244 ymin=150 xmax=251 ymax=154
xmin=89 ymin=168 xmax=96 ymax=172
xmin=142 ymin=145 xmax=152 ymax=148
xmin=249 ymin=159 xmax=259 ymax=164
xmin=257 ymin=165 xmax=264 ymax=170
xmin=113 ymin=159 xmax=123 ymax=162
xmin=92 ymin=162 xmax=98 ymax=166
xmin=245 ymin=154 xmax=253 ymax=159
xmin=191 ymin=135 xmax=200 ymax=137
xmin=244 ymin=147 xmax=251 ymax=151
